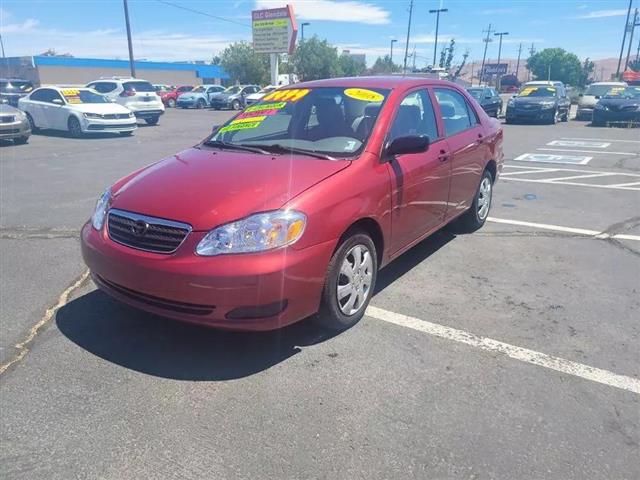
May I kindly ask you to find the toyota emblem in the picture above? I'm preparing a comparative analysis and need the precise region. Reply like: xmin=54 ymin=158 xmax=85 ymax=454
xmin=131 ymin=220 xmax=149 ymax=236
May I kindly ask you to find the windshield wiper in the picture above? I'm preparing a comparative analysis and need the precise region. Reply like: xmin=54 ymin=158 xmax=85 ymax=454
xmin=245 ymin=143 xmax=336 ymax=161
xmin=203 ymin=140 xmax=270 ymax=155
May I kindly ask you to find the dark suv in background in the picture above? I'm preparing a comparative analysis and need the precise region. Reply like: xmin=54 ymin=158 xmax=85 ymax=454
xmin=505 ymin=82 xmax=571 ymax=124
xmin=0 ymin=78 xmax=35 ymax=107
xmin=466 ymin=86 xmax=502 ymax=117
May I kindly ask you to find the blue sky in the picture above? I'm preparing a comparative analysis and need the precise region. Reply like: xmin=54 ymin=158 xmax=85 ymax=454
xmin=0 ymin=0 xmax=634 ymax=66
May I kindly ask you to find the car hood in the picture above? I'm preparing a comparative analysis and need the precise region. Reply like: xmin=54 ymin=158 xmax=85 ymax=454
xmin=69 ymin=103 xmax=132 ymax=114
xmin=578 ymin=95 xmax=598 ymax=108
xmin=0 ymin=104 xmax=21 ymax=114
xmin=212 ymin=92 xmax=233 ymax=99
xmin=511 ymin=96 xmax=557 ymax=105
xmin=598 ymin=98 xmax=640 ymax=108
xmin=111 ymin=147 xmax=351 ymax=231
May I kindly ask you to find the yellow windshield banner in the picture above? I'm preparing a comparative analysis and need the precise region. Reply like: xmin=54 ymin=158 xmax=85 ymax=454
xmin=262 ymin=88 xmax=310 ymax=102
xmin=344 ymin=88 xmax=385 ymax=102
xmin=520 ymin=86 xmax=555 ymax=96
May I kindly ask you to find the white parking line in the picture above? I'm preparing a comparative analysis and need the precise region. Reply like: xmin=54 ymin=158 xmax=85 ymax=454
xmin=500 ymin=165 xmax=640 ymax=191
xmin=500 ymin=168 xmax=560 ymax=176
xmin=366 ymin=306 xmax=640 ymax=394
xmin=543 ymin=173 xmax=617 ymax=182
xmin=487 ymin=217 xmax=640 ymax=241
xmin=562 ymin=137 xmax=640 ymax=144
xmin=501 ymin=177 xmax=640 ymax=191
xmin=537 ymin=148 xmax=637 ymax=156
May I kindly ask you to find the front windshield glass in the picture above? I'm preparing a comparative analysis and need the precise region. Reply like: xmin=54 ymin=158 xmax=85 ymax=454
xmin=0 ymin=81 xmax=34 ymax=93
xmin=61 ymin=89 xmax=109 ymax=104
xmin=209 ymin=86 xmax=390 ymax=158
xmin=518 ymin=86 xmax=557 ymax=97
xmin=467 ymin=88 xmax=484 ymax=100
xmin=603 ymin=87 xmax=640 ymax=99
xmin=225 ymin=86 xmax=241 ymax=94
xmin=585 ymin=84 xmax=623 ymax=97
xmin=192 ymin=86 xmax=206 ymax=93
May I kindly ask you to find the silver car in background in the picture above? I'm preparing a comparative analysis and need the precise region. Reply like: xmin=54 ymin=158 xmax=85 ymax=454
xmin=0 ymin=102 xmax=31 ymax=144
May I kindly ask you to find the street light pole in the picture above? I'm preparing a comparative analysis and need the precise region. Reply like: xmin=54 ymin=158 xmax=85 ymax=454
xmin=123 ymin=0 xmax=136 ymax=78
xmin=429 ymin=8 xmax=448 ymax=67
xmin=479 ymin=23 xmax=493 ymax=86
xmin=515 ymin=42 xmax=522 ymax=80
xmin=616 ymin=0 xmax=633 ymax=79
xmin=494 ymin=31 xmax=509 ymax=88
xmin=301 ymin=22 xmax=310 ymax=41
xmin=390 ymin=39 xmax=397 ymax=64
xmin=403 ymin=0 xmax=414 ymax=74
xmin=624 ymin=9 xmax=639 ymax=71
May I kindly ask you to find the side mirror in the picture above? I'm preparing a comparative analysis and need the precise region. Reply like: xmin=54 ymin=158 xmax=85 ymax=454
xmin=595 ymin=95 xmax=600 ymax=100
xmin=52 ymin=98 xmax=64 ymax=105
xmin=385 ymin=135 xmax=429 ymax=158
xmin=211 ymin=124 xmax=220 ymax=133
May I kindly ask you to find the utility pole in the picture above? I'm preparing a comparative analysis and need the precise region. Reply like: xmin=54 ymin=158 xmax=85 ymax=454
xmin=390 ymin=38 xmax=397 ymax=64
xmin=479 ymin=23 xmax=493 ymax=86
xmin=515 ymin=42 xmax=522 ymax=81
xmin=616 ymin=0 xmax=633 ymax=79
xmin=123 ymin=0 xmax=136 ymax=78
xmin=301 ymin=22 xmax=310 ymax=41
xmin=403 ymin=0 xmax=414 ymax=74
xmin=528 ymin=43 xmax=535 ymax=81
xmin=494 ymin=31 xmax=509 ymax=88
xmin=429 ymin=7 xmax=448 ymax=67
xmin=625 ymin=9 xmax=639 ymax=71
xmin=412 ymin=45 xmax=416 ymax=71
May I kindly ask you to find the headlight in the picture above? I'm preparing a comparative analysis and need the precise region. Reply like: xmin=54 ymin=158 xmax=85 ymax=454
xmin=540 ymin=101 xmax=555 ymax=107
xmin=16 ymin=110 xmax=27 ymax=120
xmin=84 ymin=112 xmax=102 ymax=119
xmin=196 ymin=210 xmax=306 ymax=256
xmin=128 ymin=111 xmax=135 ymax=117
xmin=594 ymin=103 xmax=606 ymax=110
xmin=91 ymin=189 xmax=112 ymax=230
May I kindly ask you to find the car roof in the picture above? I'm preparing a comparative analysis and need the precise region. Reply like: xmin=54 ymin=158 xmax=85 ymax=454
xmin=280 ymin=75 xmax=461 ymax=90
xmin=589 ymin=81 xmax=627 ymax=86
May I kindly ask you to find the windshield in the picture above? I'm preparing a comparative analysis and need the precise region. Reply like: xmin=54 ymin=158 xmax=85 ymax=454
xmin=209 ymin=86 xmax=390 ymax=158
xmin=467 ymin=89 xmax=484 ymax=100
xmin=603 ymin=87 xmax=640 ymax=99
xmin=225 ymin=86 xmax=241 ymax=94
xmin=585 ymin=84 xmax=623 ymax=97
xmin=0 ymin=81 xmax=34 ymax=93
xmin=192 ymin=86 xmax=206 ymax=93
xmin=61 ymin=89 xmax=109 ymax=104
xmin=518 ymin=86 xmax=557 ymax=98
xmin=259 ymin=86 xmax=276 ymax=94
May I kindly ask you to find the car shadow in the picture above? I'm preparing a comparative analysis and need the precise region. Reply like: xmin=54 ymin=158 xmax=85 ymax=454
xmin=31 ymin=129 xmax=134 ymax=140
xmin=56 ymin=229 xmax=457 ymax=381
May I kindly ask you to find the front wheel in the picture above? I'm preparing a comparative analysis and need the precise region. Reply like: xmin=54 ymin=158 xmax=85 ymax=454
xmin=14 ymin=135 xmax=29 ymax=145
xmin=315 ymin=232 xmax=378 ymax=331
xmin=196 ymin=99 xmax=206 ymax=109
xmin=26 ymin=113 xmax=39 ymax=132
xmin=68 ymin=116 xmax=83 ymax=138
xmin=454 ymin=169 xmax=493 ymax=233
xmin=561 ymin=110 xmax=569 ymax=122
xmin=232 ymin=99 xmax=242 ymax=110
xmin=145 ymin=116 xmax=159 ymax=125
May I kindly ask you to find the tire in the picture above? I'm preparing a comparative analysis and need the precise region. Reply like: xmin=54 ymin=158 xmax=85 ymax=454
xmin=145 ymin=116 xmax=159 ymax=125
xmin=561 ymin=110 xmax=569 ymax=122
xmin=548 ymin=109 xmax=559 ymax=125
xmin=167 ymin=98 xmax=176 ymax=108
xmin=232 ymin=99 xmax=242 ymax=110
xmin=14 ymin=135 xmax=29 ymax=145
xmin=315 ymin=232 xmax=378 ymax=331
xmin=26 ymin=113 xmax=39 ymax=132
xmin=196 ymin=99 xmax=206 ymax=109
xmin=454 ymin=169 xmax=493 ymax=233
xmin=68 ymin=116 xmax=83 ymax=138
xmin=120 ymin=131 xmax=134 ymax=136
xmin=213 ymin=106 xmax=221 ymax=110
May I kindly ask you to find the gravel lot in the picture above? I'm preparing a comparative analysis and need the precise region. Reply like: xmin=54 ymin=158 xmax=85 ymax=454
xmin=1 ymin=108 xmax=639 ymax=479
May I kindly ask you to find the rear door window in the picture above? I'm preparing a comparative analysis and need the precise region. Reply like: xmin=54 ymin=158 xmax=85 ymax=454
xmin=434 ymin=88 xmax=476 ymax=136
xmin=123 ymin=81 xmax=155 ymax=92
xmin=389 ymin=89 xmax=439 ymax=142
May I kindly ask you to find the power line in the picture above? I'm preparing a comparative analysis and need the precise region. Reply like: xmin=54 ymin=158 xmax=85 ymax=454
xmin=155 ymin=0 xmax=251 ymax=28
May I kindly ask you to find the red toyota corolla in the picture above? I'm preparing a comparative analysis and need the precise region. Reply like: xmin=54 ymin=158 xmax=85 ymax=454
xmin=81 ymin=77 xmax=503 ymax=331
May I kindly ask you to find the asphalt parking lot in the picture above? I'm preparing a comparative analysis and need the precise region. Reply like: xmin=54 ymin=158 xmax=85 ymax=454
xmin=1 ymin=108 xmax=638 ymax=479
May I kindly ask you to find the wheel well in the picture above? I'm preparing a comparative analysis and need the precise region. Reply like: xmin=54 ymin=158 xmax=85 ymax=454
xmin=339 ymin=218 xmax=384 ymax=265
xmin=68 ymin=114 xmax=80 ymax=126
xmin=485 ymin=159 xmax=497 ymax=182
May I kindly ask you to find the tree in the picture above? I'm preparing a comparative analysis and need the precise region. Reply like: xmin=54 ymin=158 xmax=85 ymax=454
xmin=368 ymin=55 xmax=399 ymax=75
xmin=578 ymin=58 xmax=595 ymax=87
xmin=452 ymin=50 xmax=469 ymax=79
xmin=220 ymin=42 xmax=269 ymax=85
xmin=339 ymin=53 xmax=366 ymax=77
xmin=291 ymin=36 xmax=341 ymax=80
xmin=629 ymin=58 xmax=640 ymax=72
xmin=445 ymin=39 xmax=456 ymax=71
xmin=526 ymin=48 xmax=582 ymax=86
xmin=211 ymin=55 xmax=221 ymax=65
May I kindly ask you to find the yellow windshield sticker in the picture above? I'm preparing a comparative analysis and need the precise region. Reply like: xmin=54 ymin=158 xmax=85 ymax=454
xmin=245 ymin=101 xmax=286 ymax=112
xmin=219 ymin=121 xmax=263 ymax=133
xmin=262 ymin=88 xmax=310 ymax=102
xmin=344 ymin=88 xmax=384 ymax=102
xmin=61 ymin=88 xmax=80 ymax=97
xmin=608 ymin=87 xmax=625 ymax=95
xmin=520 ymin=86 xmax=555 ymax=96
xmin=230 ymin=115 xmax=267 ymax=124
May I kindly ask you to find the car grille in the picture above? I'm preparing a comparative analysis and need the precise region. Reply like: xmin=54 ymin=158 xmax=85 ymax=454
xmin=0 ymin=115 xmax=15 ymax=123
xmin=107 ymin=209 xmax=191 ymax=254
xmin=101 ymin=113 xmax=131 ymax=119
xmin=96 ymin=275 xmax=215 ymax=316
xmin=87 ymin=124 xmax=135 ymax=130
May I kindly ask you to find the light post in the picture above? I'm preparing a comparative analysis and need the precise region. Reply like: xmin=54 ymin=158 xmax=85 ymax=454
xmin=494 ymin=31 xmax=509 ymax=88
xmin=300 ymin=22 xmax=310 ymax=41
xmin=123 ymin=0 xmax=136 ymax=78
xmin=390 ymin=39 xmax=397 ymax=64
xmin=429 ymin=8 xmax=448 ymax=67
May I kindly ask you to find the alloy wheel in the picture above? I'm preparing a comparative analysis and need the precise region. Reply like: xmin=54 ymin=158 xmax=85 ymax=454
xmin=337 ymin=244 xmax=374 ymax=316
xmin=477 ymin=176 xmax=492 ymax=221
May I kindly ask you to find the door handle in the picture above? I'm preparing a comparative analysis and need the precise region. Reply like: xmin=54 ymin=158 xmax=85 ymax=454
xmin=438 ymin=149 xmax=449 ymax=162
xmin=476 ymin=133 xmax=484 ymax=144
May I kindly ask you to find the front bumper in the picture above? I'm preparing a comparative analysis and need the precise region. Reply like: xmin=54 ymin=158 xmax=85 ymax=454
xmin=81 ymin=117 xmax=137 ymax=133
xmin=0 ymin=119 xmax=30 ymax=139
xmin=576 ymin=107 xmax=594 ymax=120
xmin=129 ymin=108 xmax=164 ymax=119
xmin=592 ymin=109 xmax=640 ymax=126
xmin=81 ymin=221 xmax=335 ymax=331
xmin=505 ymin=106 xmax=555 ymax=122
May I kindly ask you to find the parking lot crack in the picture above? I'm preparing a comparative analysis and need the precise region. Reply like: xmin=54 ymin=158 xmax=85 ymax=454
xmin=0 ymin=227 xmax=81 ymax=240
xmin=0 ymin=269 xmax=90 ymax=376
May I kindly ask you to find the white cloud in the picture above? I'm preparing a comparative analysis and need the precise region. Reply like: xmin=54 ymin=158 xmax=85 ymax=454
xmin=0 ymin=18 xmax=39 ymax=33
xmin=255 ymin=0 xmax=390 ymax=24
xmin=577 ymin=9 xmax=627 ymax=19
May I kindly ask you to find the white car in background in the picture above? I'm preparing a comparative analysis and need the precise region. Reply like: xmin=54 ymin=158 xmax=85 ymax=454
xmin=576 ymin=81 xmax=627 ymax=120
xmin=18 ymin=87 xmax=137 ymax=137
xmin=245 ymin=85 xmax=277 ymax=106
xmin=86 ymin=77 xmax=165 ymax=125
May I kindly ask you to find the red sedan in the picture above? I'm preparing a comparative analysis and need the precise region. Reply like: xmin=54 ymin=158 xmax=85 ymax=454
xmin=81 ymin=77 xmax=503 ymax=331
xmin=159 ymin=85 xmax=193 ymax=108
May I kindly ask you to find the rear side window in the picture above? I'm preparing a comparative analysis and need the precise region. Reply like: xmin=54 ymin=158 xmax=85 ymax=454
xmin=90 ymin=82 xmax=117 ymax=94
xmin=434 ymin=88 xmax=477 ymax=136
xmin=178 ymin=86 xmax=192 ymax=92
xmin=389 ymin=89 xmax=439 ymax=142
xmin=123 ymin=81 xmax=155 ymax=92
xmin=30 ymin=89 xmax=49 ymax=102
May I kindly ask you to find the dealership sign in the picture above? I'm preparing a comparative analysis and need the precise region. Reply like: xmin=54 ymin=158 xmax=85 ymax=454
xmin=252 ymin=5 xmax=297 ymax=54
xmin=482 ymin=63 xmax=508 ymax=76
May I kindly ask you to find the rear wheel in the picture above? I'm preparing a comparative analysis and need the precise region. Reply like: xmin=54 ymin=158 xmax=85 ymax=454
xmin=145 ymin=116 xmax=159 ymax=125
xmin=454 ymin=169 xmax=493 ymax=233
xmin=315 ymin=232 xmax=378 ymax=331
xmin=68 ymin=116 xmax=83 ymax=138
xmin=167 ymin=98 xmax=176 ymax=108
xmin=196 ymin=98 xmax=206 ymax=109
